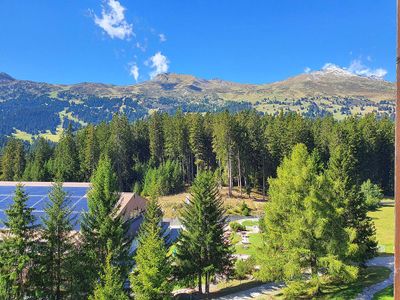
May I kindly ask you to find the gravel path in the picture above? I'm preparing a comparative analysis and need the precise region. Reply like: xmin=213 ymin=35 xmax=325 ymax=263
xmin=213 ymin=282 xmax=285 ymax=300
xmin=355 ymin=255 xmax=394 ymax=300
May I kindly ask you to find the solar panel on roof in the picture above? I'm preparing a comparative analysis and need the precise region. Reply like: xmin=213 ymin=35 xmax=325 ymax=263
xmin=0 ymin=183 xmax=91 ymax=230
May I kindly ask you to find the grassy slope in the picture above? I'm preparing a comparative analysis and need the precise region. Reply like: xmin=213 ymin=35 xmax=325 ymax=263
xmin=368 ymin=199 xmax=394 ymax=254
xmin=373 ymin=285 xmax=393 ymax=299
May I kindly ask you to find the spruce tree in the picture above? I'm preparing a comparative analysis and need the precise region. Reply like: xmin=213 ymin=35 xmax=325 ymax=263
xmin=52 ymin=125 xmax=79 ymax=181
xmin=89 ymin=242 xmax=129 ymax=300
xmin=35 ymin=182 xmax=76 ymax=299
xmin=256 ymin=144 xmax=357 ymax=296
xmin=175 ymin=171 xmax=232 ymax=294
xmin=81 ymin=156 xmax=131 ymax=293
xmin=23 ymin=137 xmax=53 ymax=181
xmin=130 ymin=198 xmax=172 ymax=299
xmin=0 ymin=184 xmax=37 ymax=299
xmin=0 ymin=139 xmax=26 ymax=181
xmin=148 ymin=112 xmax=164 ymax=167
xmin=326 ymin=145 xmax=377 ymax=263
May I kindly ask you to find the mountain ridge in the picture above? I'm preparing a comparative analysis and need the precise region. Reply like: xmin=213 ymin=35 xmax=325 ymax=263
xmin=0 ymin=68 xmax=395 ymax=142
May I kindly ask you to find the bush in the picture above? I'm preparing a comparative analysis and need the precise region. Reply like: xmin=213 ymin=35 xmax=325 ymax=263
xmin=230 ymin=222 xmax=246 ymax=232
xmin=361 ymin=179 xmax=383 ymax=210
xmin=234 ymin=257 xmax=256 ymax=279
xmin=240 ymin=201 xmax=251 ymax=216
xmin=142 ymin=160 xmax=184 ymax=197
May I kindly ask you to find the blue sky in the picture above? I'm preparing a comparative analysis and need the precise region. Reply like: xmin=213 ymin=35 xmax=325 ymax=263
xmin=0 ymin=0 xmax=395 ymax=85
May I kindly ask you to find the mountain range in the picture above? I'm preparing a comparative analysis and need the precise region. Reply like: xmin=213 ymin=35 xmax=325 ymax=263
xmin=0 ymin=65 xmax=395 ymax=142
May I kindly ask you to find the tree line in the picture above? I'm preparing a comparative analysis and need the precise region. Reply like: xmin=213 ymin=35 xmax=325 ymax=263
xmin=0 ymin=110 xmax=394 ymax=197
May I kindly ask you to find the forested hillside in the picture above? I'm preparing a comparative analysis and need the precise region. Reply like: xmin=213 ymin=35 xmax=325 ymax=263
xmin=0 ymin=110 xmax=394 ymax=195
xmin=0 ymin=66 xmax=395 ymax=144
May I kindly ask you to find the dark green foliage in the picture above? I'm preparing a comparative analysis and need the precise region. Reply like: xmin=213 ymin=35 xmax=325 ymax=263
xmin=23 ymin=137 xmax=53 ymax=181
xmin=240 ymin=201 xmax=251 ymax=216
xmin=80 ymin=156 xmax=131 ymax=294
xmin=142 ymin=160 xmax=184 ymax=196
xmin=33 ymin=181 xmax=76 ymax=299
xmin=175 ymin=171 xmax=233 ymax=294
xmin=0 ymin=138 xmax=26 ymax=181
xmin=326 ymin=145 xmax=377 ymax=264
xmin=130 ymin=198 xmax=172 ymax=299
xmin=0 ymin=184 xmax=37 ymax=299
xmin=361 ymin=179 xmax=384 ymax=210
xmin=52 ymin=125 xmax=79 ymax=181
xmin=0 ymin=112 xmax=394 ymax=197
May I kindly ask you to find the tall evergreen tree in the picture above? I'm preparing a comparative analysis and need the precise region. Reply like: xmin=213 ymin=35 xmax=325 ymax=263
xmin=34 ymin=182 xmax=76 ymax=299
xmin=81 ymin=156 xmax=131 ymax=294
xmin=0 ymin=184 xmax=37 ymax=299
xmin=89 ymin=242 xmax=129 ymax=300
xmin=23 ymin=137 xmax=53 ymax=181
xmin=52 ymin=125 xmax=79 ymax=181
xmin=106 ymin=115 xmax=134 ymax=191
xmin=257 ymin=144 xmax=357 ymax=296
xmin=175 ymin=171 xmax=232 ymax=294
xmin=78 ymin=124 xmax=99 ymax=181
xmin=326 ymin=145 xmax=377 ymax=263
xmin=130 ymin=198 xmax=172 ymax=299
xmin=148 ymin=112 xmax=164 ymax=167
xmin=0 ymin=138 xmax=26 ymax=181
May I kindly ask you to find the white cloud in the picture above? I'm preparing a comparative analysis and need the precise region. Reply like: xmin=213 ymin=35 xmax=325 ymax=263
xmin=135 ymin=41 xmax=146 ymax=52
xmin=321 ymin=60 xmax=387 ymax=79
xmin=130 ymin=64 xmax=139 ymax=81
xmin=159 ymin=33 xmax=167 ymax=42
xmin=347 ymin=59 xmax=387 ymax=79
xmin=149 ymin=52 xmax=169 ymax=79
xmin=304 ymin=67 xmax=311 ymax=74
xmin=94 ymin=0 xmax=133 ymax=40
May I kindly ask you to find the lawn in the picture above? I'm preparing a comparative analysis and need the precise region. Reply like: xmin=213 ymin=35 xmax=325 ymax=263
xmin=368 ymin=199 xmax=394 ymax=254
xmin=316 ymin=266 xmax=392 ymax=299
xmin=234 ymin=232 xmax=264 ymax=256
xmin=242 ymin=219 xmax=259 ymax=227
xmin=373 ymin=285 xmax=393 ymax=299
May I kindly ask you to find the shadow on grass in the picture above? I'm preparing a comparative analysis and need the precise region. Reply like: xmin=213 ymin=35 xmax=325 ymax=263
xmin=175 ymin=280 xmax=266 ymax=300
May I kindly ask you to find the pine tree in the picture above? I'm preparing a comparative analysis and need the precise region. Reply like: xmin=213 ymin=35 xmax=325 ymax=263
xmin=81 ymin=156 xmax=131 ymax=293
xmin=0 ymin=184 xmax=37 ymax=299
xmin=212 ymin=112 xmax=236 ymax=196
xmin=23 ymin=137 xmax=53 ymax=181
xmin=52 ymin=125 xmax=79 ymax=181
xmin=34 ymin=182 xmax=76 ymax=299
xmin=0 ymin=139 xmax=26 ymax=181
xmin=89 ymin=242 xmax=129 ymax=300
xmin=256 ymin=144 xmax=357 ymax=296
xmin=148 ymin=112 xmax=164 ymax=167
xmin=106 ymin=115 xmax=134 ymax=191
xmin=189 ymin=114 xmax=206 ymax=174
xmin=79 ymin=124 xmax=99 ymax=181
xmin=326 ymin=145 xmax=377 ymax=263
xmin=175 ymin=171 xmax=232 ymax=294
xmin=130 ymin=198 xmax=172 ymax=299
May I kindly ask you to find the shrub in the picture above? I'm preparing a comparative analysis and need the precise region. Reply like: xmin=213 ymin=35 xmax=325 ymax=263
xmin=361 ymin=179 xmax=383 ymax=210
xmin=230 ymin=222 xmax=246 ymax=232
xmin=240 ymin=201 xmax=251 ymax=216
xmin=234 ymin=257 xmax=256 ymax=279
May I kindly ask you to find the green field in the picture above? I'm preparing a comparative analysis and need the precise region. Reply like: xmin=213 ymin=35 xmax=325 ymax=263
xmin=316 ymin=267 xmax=392 ymax=299
xmin=234 ymin=233 xmax=263 ymax=256
xmin=368 ymin=199 xmax=394 ymax=254
xmin=373 ymin=285 xmax=393 ymax=299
